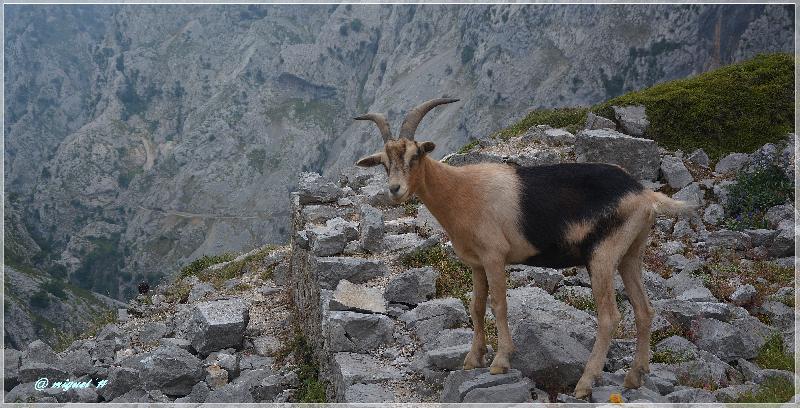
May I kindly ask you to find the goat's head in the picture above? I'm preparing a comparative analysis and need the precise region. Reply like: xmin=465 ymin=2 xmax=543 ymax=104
xmin=354 ymin=98 xmax=459 ymax=202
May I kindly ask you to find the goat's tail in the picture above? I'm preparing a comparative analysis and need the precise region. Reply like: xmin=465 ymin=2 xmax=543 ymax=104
xmin=648 ymin=191 xmax=697 ymax=216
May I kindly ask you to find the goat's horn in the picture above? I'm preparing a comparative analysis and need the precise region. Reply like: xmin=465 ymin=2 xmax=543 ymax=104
xmin=354 ymin=113 xmax=393 ymax=143
xmin=398 ymin=98 xmax=460 ymax=140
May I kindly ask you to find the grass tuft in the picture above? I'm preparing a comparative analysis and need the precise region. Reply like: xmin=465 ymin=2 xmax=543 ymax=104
xmin=493 ymin=107 xmax=588 ymax=140
xmin=755 ymin=333 xmax=794 ymax=372
xmin=402 ymin=243 xmax=472 ymax=309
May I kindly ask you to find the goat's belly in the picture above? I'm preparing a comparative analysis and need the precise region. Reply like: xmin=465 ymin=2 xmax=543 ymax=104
xmin=521 ymin=250 xmax=585 ymax=269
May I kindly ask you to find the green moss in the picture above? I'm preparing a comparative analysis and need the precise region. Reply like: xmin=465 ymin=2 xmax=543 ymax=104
xmin=402 ymin=244 xmax=472 ymax=309
xmin=493 ymin=107 xmax=588 ymax=140
xmin=722 ymin=164 xmax=793 ymax=230
xmin=755 ymin=333 xmax=794 ymax=372
xmin=594 ymin=53 xmax=794 ymax=159
xmin=651 ymin=349 xmax=692 ymax=364
xmin=732 ymin=376 xmax=795 ymax=403
xmin=457 ymin=139 xmax=480 ymax=154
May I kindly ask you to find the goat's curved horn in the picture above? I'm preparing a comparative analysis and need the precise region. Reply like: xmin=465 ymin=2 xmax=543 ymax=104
xmin=354 ymin=113 xmax=393 ymax=143
xmin=398 ymin=98 xmax=460 ymax=140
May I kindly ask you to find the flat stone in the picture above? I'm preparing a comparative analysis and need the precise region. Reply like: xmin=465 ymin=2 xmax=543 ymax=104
xmin=330 ymin=280 xmax=386 ymax=314
xmin=441 ymin=368 xmax=527 ymax=402
xmin=312 ymin=256 xmax=389 ymax=290
xmin=326 ymin=311 xmax=394 ymax=353
xmin=343 ymin=383 xmax=395 ymax=402
xmin=331 ymin=353 xmax=402 ymax=401
xmin=575 ymin=128 xmax=660 ymax=180
xmin=462 ymin=378 xmax=533 ymax=403
xmin=426 ymin=343 xmax=471 ymax=370
xmin=705 ymin=229 xmax=752 ymax=250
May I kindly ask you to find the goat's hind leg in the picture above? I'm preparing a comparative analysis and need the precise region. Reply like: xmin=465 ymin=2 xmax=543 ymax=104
xmin=620 ymin=226 xmax=654 ymax=389
xmin=464 ymin=264 xmax=489 ymax=369
xmin=574 ymin=257 xmax=621 ymax=399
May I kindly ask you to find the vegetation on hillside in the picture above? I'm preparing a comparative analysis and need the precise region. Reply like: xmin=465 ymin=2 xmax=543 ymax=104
xmin=491 ymin=53 xmax=794 ymax=160
xmin=722 ymin=164 xmax=793 ymax=230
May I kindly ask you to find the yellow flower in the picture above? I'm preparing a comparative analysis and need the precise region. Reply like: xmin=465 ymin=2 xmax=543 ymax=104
xmin=609 ymin=393 xmax=624 ymax=404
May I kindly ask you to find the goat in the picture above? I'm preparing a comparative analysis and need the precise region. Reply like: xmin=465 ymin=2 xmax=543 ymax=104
xmin=353 ymin=98 xmax=693 ymax=399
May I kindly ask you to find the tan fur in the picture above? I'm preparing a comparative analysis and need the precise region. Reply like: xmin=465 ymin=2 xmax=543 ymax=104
xmin=565 ymin=220 xmax=596 ymax=245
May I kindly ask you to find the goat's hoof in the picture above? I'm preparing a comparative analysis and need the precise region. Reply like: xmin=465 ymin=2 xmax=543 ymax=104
xmin=489 ymin=365 xmax=509 ymax=375
xmin=623 ymin=368 xmax=644 ymax=389
xmin=463 ymin=353 xmax=485 ymax=370
xmin=574 ymin=386 xmax=592 ymax=400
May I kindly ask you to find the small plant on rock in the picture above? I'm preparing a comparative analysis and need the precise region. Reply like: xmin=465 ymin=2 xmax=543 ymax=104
xmin=723 ymin=163 xmax=793 ymax=230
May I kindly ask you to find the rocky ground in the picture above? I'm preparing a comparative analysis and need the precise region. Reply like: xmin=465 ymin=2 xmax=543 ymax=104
xmin=4 ymin=106 xmax=797 ymax=403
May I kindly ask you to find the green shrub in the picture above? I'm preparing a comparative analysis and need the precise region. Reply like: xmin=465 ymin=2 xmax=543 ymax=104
xmin=732 ymin=376 xmax=795 ymax=403
xmin=43 ymin=279 xmax=68 ymax=300
xmin=755 ymin=333 xmax=794 ymax=372
xmin=30 ymin=290 xmax=51 ymax=309
xmin=594 ymin=53 xmax=794 ymax=159
xmin=723 ymin=164 xmax=793 ymax=230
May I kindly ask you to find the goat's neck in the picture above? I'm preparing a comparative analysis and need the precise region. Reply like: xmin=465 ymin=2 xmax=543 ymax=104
xmin=414 ymin=156 xmax=467 ymax=231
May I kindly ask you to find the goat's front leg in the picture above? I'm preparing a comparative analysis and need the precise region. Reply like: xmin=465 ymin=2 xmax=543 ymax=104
xmin=484 ymin=258 xmax=514 ymax=374
xmin=463 ymin=264 xmax=489 ymax=369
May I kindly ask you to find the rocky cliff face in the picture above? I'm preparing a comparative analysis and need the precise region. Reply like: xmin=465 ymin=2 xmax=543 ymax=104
xmin=4 ymin=4 xmax=794 ymax=300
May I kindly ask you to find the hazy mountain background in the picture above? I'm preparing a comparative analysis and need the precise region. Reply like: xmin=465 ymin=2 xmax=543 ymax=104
xmin=3 ymin=3 xmax=793 ymax=316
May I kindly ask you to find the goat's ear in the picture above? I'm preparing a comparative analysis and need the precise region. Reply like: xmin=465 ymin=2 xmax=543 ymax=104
xmin=420 ymin=141 xmax=436 ymax=154
xmin=356 ymin=152 xmax=383 ymax=167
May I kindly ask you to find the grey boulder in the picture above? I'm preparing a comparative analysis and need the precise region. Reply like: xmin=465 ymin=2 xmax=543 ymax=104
xmin=185 ymin=298 xmax=250 ymax=355
xmin=612 ymin=105 xmax=650 ymax=137
xmin=575 ymin=129 xmax=660 ymax=180
xmin=384 ymin=267 xmax=438 ymax=305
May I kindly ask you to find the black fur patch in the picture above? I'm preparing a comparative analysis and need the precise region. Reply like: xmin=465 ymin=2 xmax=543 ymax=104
xmin=515 ymin=163 xmax=644 ymax=268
